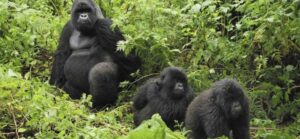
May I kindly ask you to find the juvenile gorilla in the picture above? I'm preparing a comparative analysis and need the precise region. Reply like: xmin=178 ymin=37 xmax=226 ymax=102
xmin=50 ymin=0 xmax=141 ymax=108
xmin=185 ymin=79 xmax=250 ymax=139
xmin=133 ymin=67 xmax=194 ymax=129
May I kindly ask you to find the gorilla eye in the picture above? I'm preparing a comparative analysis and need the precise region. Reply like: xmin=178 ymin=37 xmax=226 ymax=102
xmin=176 ymin=79 xmax=187 ymax=84
xmin=77 ymin=8 xmax=92 ymax=13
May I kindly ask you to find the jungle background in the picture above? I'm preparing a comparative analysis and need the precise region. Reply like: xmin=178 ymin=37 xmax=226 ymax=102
xmin=0 ymin=0 xmax=299 ymax=138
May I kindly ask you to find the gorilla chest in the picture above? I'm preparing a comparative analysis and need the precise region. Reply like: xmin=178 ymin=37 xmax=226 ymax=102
xmin=65 ymin=29 xmax=113 ymax=80
xmin=149 ymin=99 xmax=187 ymax=118
xmin=69 ymin=30 xmax=96 ymax=50
xmin=64 ymin=48 xmax=113 ymax=88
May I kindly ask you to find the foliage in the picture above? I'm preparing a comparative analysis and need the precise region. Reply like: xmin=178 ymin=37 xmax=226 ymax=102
xmin=0 ymin=66 xmax=133 ymax=138
xmin=120 ymin=114 xmax=185 ymax=139
xmin=107 ymin=0 xmax=300 ymax=124
xmin=0 ymin=0 xmax=71 ymax=79
xmin=0 ymin=0 xmax=299 ymax=138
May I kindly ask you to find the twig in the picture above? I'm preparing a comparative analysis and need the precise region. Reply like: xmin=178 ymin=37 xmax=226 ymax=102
xmin=127 ymin=73 xmax=159 ymax=89
xmin=49 ymin=0 xmax=59 ymax=15
xmin=8 ymin=105 xmax=20 ymax=139
xmin=291 ymin=85 xmax=300 ymax=90
xmin=288 ymin=40 xmax=300 ymax=53
xmin=1 ymin=132 xmax=17 ymax=136
xmin=98 ymin=122 xmax=128 ymax=135
xmin=250 ymin=127 xmax=275 ymax=131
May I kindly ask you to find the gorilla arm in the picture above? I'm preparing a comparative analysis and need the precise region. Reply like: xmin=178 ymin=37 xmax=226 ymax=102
xmin=95 ymin=18 xmax=141 ymax=81
xmin=49 ymin=21 xmax=73 ymax=87
xmin=232 ymin=114 xmax=250 ymax=139
xmin=133 ymin=78 xmax=161 ymax=110
xmin=133 ymin=84 xmax=149 ymax=110
xmin=231 ymin=96 xmax=250 ymax=139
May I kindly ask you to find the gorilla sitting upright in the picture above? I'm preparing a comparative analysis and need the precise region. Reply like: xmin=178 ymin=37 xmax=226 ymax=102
xmin=185 ymin=79 xmax=250 ymax=139
xmin=133 ymin=67 xmax=194 ymax=129
xmin=50 ymin=0 xmax=141 ymax=108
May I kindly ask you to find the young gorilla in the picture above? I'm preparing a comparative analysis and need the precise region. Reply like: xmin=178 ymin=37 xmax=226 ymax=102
xmin=133 ymin=67 xmax=194 ymax=129
xmin=50 ymin=0 xmax=141 ymax=108
xmin=185 ymin=79 xmax=250 ymax=139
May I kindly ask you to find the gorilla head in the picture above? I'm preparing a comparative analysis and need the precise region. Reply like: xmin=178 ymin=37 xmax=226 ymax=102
xmin=157 ymin=67 xmax=188 ymax=99
xmin=71 ymin=0 xmax=104 ymax=33
xmin=213 ymin=79 xmax=246 ymax=118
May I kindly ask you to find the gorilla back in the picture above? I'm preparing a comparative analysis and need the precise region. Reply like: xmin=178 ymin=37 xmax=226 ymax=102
xmin=50 ymin=0 xmax=141 ymax=108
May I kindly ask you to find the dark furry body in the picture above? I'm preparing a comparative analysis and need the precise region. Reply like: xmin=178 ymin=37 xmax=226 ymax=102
xmin=133 ymin=68 xmax=194 ymax=129
xmin=185 ymin=79 xmax=250 ymax=139
xmin=50 ymin=0 xmax=141 ymax=108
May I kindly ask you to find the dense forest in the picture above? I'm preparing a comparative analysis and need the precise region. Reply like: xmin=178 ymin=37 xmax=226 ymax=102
xmin=0 ymin=0 xmax=299 ymax=138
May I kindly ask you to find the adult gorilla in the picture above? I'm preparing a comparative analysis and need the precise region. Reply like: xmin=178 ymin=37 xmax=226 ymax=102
xmin=50 ymin=0 xmax=141 ymax=108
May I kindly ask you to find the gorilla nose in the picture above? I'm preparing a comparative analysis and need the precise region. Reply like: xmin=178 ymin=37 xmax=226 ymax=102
xmin=80 ymin=14 xmax=88 ymax=19
xmin=232 ymin=102 xmax=242 ymax=110
xmin=175 ymin=83 xmax=184 ymax=90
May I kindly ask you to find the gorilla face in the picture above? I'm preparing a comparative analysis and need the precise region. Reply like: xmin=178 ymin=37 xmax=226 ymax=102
xmin=230 ymin=101 xmax=242 ymax=117
xmin=223 ymin=92 xmax=244 ymax=118
xmin=214 ymin=79 xmax=245 ymax=118
xmin=71 ymin=0 xmax=99 ymax=33
xmin=158 ymin=67 xmax=188 ymax=99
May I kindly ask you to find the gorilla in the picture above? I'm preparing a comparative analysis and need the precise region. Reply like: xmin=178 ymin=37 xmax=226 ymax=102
xmin=49 ymin=0 xmax=141 ymax=108
xmin=185 ymin=79 xmax=250 ymax=139
xmin=133 ymin=67 xmax=194 ymax=129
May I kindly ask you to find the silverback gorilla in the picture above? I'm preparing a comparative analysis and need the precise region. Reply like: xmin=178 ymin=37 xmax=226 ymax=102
xmin=133 ymin=67 xmax=194 ymax=129
xmin=50 ymin=0 xmax=141 ymax=108
xmin=185 ymin=79 xmax=250 ymax=139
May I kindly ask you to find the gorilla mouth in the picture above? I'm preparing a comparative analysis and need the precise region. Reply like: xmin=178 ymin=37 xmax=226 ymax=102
xmin=231 ymin=107 xmax=242 ymax=118
xmin=176 ymin=86 xmax=184 ymax=90
xmin=174 ymin=88 xmax=184 ymax=96
xmin=77 ymin=22 xmax=93 ymax=31
xmin=78 ymin=19 xmax=91 ymax=24
xmin=231 ymin=111 xmax=242 ymax=118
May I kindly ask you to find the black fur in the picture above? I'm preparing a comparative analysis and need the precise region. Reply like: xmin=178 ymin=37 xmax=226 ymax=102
xmin=185 ymin=79 xmax=250 ymax=139
xmin=49 ymin=0 xmax=141 ymax=108
xmin=133 ymin=67 xmax=194 ymax=129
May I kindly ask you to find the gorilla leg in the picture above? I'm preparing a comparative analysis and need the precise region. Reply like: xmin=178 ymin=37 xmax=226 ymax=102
xmin=63 ymin=82 xmax=82 ymax=99
xmin=89 ymin=62 xmax=118 ymax=108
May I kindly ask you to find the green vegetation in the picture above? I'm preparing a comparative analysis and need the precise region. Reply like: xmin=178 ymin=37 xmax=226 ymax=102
xmin=0 ymin=0 xmax=299 ymax=138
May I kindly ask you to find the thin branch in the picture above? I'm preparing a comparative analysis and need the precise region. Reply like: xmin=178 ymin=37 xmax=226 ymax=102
xmin=49 ymin=0 xmax=59 ymax=15
xmin=291 ymin=85 xmax=300 ymax=90
xmin=250 ymin=127 xmax=275 ymax=131
xmin=1 ymin=132 xmax=17 ymax=136
xmin=8 ymin=105 xmax=19 ymax=139
xmin=127 ymin=73 xmax=159 ymax=89
xmin=98 ymin=122 xmax=128 ymax=135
